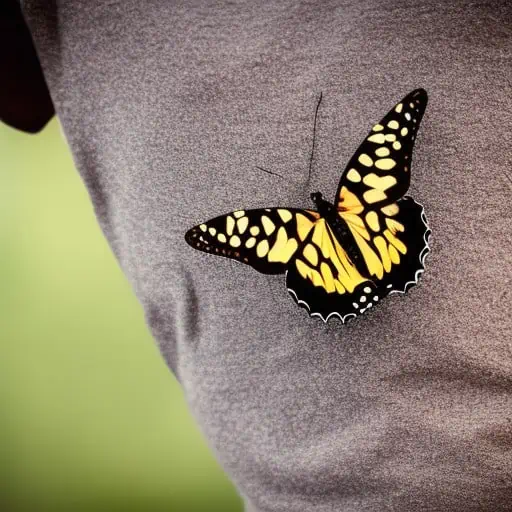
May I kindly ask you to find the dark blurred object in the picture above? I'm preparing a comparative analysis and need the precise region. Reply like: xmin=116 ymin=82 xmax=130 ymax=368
xmin=0 ymin=0 xmax=54 ymax=133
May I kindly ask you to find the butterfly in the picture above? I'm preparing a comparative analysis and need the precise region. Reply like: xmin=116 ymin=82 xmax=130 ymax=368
xmin=185 ymin=89 xmax=431 ymax=323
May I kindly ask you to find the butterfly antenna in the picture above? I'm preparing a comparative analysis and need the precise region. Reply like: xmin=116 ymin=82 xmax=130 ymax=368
xmin=255 ymin=165 xmax=285 ymax=179
xmin=307 ymin=91 xmax=323 ymax=186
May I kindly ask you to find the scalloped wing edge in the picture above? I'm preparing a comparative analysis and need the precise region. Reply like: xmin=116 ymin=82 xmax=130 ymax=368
xmin=388 ymin=198 xmax=432 ymax=296
xmin=286 ymin=198 xmax=431 ymax=324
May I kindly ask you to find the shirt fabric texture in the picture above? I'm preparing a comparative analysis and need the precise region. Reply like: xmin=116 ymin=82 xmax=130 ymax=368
xmin=22 ymin=1 xmax=512 ymax=510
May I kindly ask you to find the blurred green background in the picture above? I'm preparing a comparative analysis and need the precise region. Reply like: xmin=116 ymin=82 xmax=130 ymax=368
xmin=0 ymin=119 xmax=242 ymax=512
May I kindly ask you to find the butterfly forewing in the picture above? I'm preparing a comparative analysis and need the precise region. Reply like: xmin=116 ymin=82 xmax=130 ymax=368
xmin=336 ymin=88 xmax=427 ymax=207
xmin=336 ymin=89 xmax=429 ymax=284
xmin=185 ymin=208 xmax=319 ymax=275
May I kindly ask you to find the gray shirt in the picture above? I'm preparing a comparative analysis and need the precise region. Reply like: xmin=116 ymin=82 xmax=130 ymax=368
xmin=22 ymin=1 xmax=512 ymax=510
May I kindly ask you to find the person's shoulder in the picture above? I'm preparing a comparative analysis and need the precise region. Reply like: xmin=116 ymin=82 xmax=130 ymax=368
xmin=0 ymin=0 xmax=54 ymax=133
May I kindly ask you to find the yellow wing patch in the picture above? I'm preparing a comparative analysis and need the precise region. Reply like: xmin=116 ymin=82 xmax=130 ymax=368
xmin=293 ymin=219 xmax=368 ymax=295
xmin=338 ymin=184 xmax=406 ymax=279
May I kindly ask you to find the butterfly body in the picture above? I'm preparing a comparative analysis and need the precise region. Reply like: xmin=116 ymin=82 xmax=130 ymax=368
xmin=185 ymin=89 xmax=431 ymax=323
xmin=310 ymin=192 xmax=365 ymax=271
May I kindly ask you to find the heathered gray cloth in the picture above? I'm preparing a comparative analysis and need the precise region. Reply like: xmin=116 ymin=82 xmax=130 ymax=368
xmin=22 ymin=1 xmax=512 ymax=510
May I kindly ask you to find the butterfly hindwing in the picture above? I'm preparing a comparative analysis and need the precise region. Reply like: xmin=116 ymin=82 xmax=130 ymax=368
xmin=286 ymin=197 xmax=431 ymax=323
xmin=185 ymin=208 xmax=319 ymax=275
xmin=368 ymin=197 xmax=431 ymax=296
xmin=286 ymin=217 xmax=377 ymax=322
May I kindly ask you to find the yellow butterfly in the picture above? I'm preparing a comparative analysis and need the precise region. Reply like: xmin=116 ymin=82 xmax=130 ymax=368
xmin=185 ymin=89 xmax=431 ymax=323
